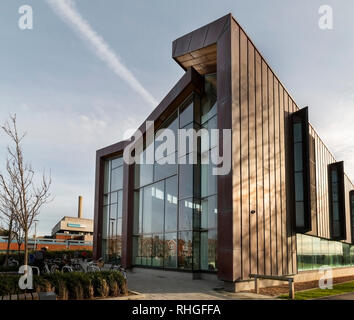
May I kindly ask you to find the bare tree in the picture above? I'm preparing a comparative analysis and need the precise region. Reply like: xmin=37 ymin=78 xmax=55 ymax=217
xmin=12 ymin=218 xmax=24 ymax=260
xmin=0 ymin=173 xmax=18 ymax=266
xmin=0 ymin=115 xmax=52 ymax=265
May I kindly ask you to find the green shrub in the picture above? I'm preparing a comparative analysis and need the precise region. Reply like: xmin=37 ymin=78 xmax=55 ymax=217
xmin=33 ymin=275 xmax=53 ymax=293
xmin=89 ymin=272 xmax=109 ymax=298
xmin=0 ymin=270 xmax=126 ymax=300
xmin=0 ymin=265 xmax=19 ymax=272
xmin=0 ymin=274 xmax=19 ymax=296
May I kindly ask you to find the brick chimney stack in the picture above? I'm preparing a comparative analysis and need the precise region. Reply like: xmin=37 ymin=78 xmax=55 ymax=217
xmin=78 ymin=196 xmax=83 ymax=219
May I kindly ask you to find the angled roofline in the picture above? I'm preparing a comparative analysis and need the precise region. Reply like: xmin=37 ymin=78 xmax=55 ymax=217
xmin=96 ymin=66 xmax=203 ymax=159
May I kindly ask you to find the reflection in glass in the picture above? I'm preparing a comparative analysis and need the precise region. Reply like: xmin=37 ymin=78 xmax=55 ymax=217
xmin=293 ymin=123 xmax=302 ymax=143
xmin=131 ymin=73 xmax=218 ymax=271
xmin=152 ymin=234 xmax=164 ymax=267
xmin=178 ymin=163 xmax=194 ymax=199
xmin=179 ymin=102 xmax=194 ymax=129
xmin=135 ymin=149 xmax=154 ymax=188
xmin=111 ymin=166 xmax=123 ymax=191
xmin=141 ymin=235 xmax=152 ymax=266
xmin=155 ymin=112 xmax=178 ymax=154
xmin=143 ymin=182 xmax=165 ymax=234
xmin=133 ymin=236 xmax=142 ymax=265
xmin=201 ymin=74 xmax=217 ymax=124
xmin=294 ymin=143 xmax=303 ymax=172
xmin=178 ymin=199 xmax=198 ymax=231
xmin=201 ymin=196 xmax=217 ymax=230
xmin=297 ymin=233 xmax=354 ymax=271
xmin=201 ymin=152 xmax=217 ymax=198
xmin=164 ymin=233 xmax=177 ymax=268
xmin=200 ymin=230 xmax=217 ymax=271
xmin=103 ymin=161 xmax=111 ymax=194
xmin=112 ymin=157 xmax=123 ymax=169
xmin=178 ymin=231 xmax=193 ymax=269
xmin=102 ymin=206 xmax=109 ymax=239
xmin=165 ymin=176 xmax=178 ymax=232
xmin=154 ymin=158 xmax=177 ymax=181
xmin=133 ymin=191 xmax=142 ymax=234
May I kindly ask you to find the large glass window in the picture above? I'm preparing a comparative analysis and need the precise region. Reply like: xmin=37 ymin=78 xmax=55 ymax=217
xmin=198 ymin=74 xmax=218 ymax=271
xmin=178 ymin=231 xmax=193 ymax=269
xmin=154 ymin=112 xmax=178 ymax=181
xmin=143 ymin=181 xmax=165 ymax=234
xmin=164 ymin=232 xmax=177 ymax=268
xmin=132 ymin=73 xmax=217 ymax=271
xmin=200 ymin=229 xmax=217 ymax=271
xmin=329 ymin=162 xmax=346 ymax=240
xmin=297 ymin=233 xmax=354 ymax=271
xmin=102 ymin=156 xmax=124 ymax=261
xmin=309 ymin=136 xmax=317 ymax=230
xmin=350 ymin=191 xmax=354 ymax=243
xmin=291 ymin=107 xmax=311 ymax=232
xmin=165 ymin=176 xmax=178 ymax=232
xmin=135 ymin=148 xmax=154 ymax=188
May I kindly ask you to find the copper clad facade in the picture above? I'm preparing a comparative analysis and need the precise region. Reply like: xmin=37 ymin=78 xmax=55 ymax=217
xmin=93 ymin=14 xmax=354 ymax=285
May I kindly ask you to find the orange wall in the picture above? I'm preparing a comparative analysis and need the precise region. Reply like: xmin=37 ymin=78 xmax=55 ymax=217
xmin=0 ymin=242 xmax=92 ymax=252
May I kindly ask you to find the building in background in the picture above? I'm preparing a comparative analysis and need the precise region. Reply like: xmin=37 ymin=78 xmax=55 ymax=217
xmin=0 ymin=196 xmax=93 ymax=253
xmin=51 ymin=196 xmax=94 ymax=242
xmin=93 ymin=14 xmax=354 ymax=291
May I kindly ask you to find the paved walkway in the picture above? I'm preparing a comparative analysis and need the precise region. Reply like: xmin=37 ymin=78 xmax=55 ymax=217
xmin=123 ymin=268 xmax=275 ymax=300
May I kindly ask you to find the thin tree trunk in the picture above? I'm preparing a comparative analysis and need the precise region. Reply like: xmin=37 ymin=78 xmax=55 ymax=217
xmin=17 ymin=242 xmax=21 ymax=261
xmin=4 ymin=217 xmax=13 ymax=267
xmin=24 ymin=229 xmax=28 ymax=266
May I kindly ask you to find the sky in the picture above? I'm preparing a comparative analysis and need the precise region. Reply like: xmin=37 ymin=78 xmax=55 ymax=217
xmin=0 ymin=0 xmax=353 ymax=235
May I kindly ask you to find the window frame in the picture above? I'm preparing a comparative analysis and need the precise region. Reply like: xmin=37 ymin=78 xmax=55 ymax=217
xmin=291 ymin=107 xmax=312 ymax=233
xmin=328 ymin=161 xmax=346 ymax=240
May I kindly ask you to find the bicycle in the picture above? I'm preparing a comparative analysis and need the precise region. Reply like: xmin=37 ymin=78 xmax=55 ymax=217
xmin=8 ymin=257 xmax=19 ymax=267
xmin=41 ymin=259 xmax=59 ymax=274
xmin=87 ymin=257 xmax=104 ymax=272
xmin=108 ymin=257 xmax=127 ymax=279
xmin=71 ymin=258 xmax=86 ymax=272
xmin=110 ymin=263 xmax=127 ymax=280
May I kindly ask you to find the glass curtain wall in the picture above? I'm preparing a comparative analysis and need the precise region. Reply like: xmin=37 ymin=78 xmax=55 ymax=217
xmin=132 ymin=74 xmax=218 ymax=271
xmin=102 ymin=156 xmax=124 ymax=261
xmin=297 ymin=233 xmax=354 ymax=271
xmin=200 ymin=75 xmax=218 ymax=271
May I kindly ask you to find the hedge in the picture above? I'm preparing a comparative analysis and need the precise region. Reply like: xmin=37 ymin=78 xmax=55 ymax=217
xmin=0 ymin=265 xmax=18 ymax=272
xmin=0 ymin=271 xmax=127 ymax=300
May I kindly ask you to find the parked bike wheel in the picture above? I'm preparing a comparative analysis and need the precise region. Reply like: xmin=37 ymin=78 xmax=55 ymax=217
xmin=50 ymin=264 xmax=59 ymax=273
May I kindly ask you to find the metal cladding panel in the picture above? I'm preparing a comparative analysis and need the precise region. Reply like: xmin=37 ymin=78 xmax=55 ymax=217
xmin=229 ymin=17 xmax=301 ymax=277
xmin=93 ymin=13 xmax=354 ymax=281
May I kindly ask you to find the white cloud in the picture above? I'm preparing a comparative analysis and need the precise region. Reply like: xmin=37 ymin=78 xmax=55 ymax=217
xmin=46 ymin=0 xmax=158 ymax=107
xmin=315 ymin=93 xmax=354 ymax=182
xmin=0 ymin=99 xmax=141 ymax=235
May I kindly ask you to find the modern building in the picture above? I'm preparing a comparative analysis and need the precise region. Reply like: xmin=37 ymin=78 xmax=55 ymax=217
xmin=51 ymin=196 xmax=94 ymax=242
xmin=93 ymin=14 xmax=354 ymax=291
xmin=0 ymin=197 xmax=93 ymax=253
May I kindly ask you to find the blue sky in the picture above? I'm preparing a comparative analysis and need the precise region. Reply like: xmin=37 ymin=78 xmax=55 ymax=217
xmin=0 ymin=0 xmax=353 ymax=235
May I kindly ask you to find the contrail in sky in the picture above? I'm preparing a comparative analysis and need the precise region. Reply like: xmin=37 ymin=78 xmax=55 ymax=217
xmin=46 ymin=0 xmax=158 ymax=107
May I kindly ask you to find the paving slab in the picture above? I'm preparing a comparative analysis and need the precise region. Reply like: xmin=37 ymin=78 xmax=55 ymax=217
xmin=107 ymin=269 xmax=276 ymax=300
